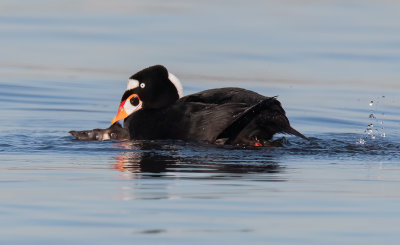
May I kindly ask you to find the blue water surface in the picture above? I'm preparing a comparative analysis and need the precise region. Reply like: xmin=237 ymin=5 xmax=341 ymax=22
xmin=1 ymin=1 xmax=400 ymax=244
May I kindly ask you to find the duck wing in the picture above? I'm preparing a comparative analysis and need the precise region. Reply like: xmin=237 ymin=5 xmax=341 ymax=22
xmin=216 ymin=97 xmax=308 ymax=145
xmin=180 ymin=87 xmax=267 ymax=105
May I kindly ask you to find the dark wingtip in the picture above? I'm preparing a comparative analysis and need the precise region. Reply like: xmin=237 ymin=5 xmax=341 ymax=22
xmin=285 ymin=127 xmax=309 ymax=140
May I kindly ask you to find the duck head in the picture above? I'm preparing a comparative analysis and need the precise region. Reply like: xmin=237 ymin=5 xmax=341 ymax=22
xmin=111 ymin=65 xmax=183 ymax=125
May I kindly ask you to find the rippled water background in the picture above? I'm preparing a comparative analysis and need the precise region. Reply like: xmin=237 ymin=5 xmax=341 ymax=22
xmin=1 ymin=1 xmax=400 ymax=244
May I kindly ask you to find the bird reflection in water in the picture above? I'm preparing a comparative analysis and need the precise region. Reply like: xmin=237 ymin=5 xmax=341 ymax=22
xmin=112 ymin=140 xmax=286 ymax=180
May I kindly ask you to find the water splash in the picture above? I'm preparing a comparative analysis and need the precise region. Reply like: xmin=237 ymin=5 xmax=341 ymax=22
xmin=358 ymin=96 xmax=386 ymax=144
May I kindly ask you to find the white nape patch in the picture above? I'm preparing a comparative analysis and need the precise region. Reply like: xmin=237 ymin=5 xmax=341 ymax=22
xmin=127 ymin=79 xmax=139 ymax=90
xmin=168 ymin=72 xmax=184 ymax=98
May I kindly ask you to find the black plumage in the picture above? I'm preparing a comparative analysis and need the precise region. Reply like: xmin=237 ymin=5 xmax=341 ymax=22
xmin=70 ymin=65 xmax=307 ymax=146
xmin=124 ymin=87 xmax=307 ymax=145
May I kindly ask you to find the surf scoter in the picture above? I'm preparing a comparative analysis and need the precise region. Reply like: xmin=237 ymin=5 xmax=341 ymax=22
xmin=70 ymin=65 xmax=307 ymax=146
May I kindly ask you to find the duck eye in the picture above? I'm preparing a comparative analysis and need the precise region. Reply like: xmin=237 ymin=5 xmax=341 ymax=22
xmin=130 ymin=96 xmax=140 ymax=106
xmin=140 ymin=83 xmax=145 ymax=88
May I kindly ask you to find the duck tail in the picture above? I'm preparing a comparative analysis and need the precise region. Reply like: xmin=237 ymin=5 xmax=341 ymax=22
xmin=285 ymin=126 xmax=309 ymax=140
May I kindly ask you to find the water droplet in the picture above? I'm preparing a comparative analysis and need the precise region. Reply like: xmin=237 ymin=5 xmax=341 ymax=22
xmin=381 ymin=133 xmax=386 ymax=137
xmin=369 ymin=101 xmax=374 ymax=106
xmin=369 ymin=114 xmax=376 ymax=119
xmin=371 ymin=135 xmax=376 ymax=140
xmin=358 ymin=138 xmax=365 ymax=144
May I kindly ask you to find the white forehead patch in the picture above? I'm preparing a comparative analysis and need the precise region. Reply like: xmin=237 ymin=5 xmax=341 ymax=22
xmin=127 ymin=79 xmax=139 ymax=90
xmin=168 ymin=72 xmax=184 ymax=98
